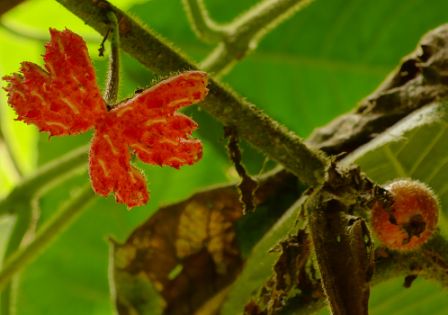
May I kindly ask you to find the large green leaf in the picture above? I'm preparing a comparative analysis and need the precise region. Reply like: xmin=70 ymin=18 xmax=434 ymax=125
xmin=325 ymin=103 xmax=448 ymax=315
xmin=1 ymin=0 xmax=448 ymax=314
xmin=225 ymin=105 xmax=448 ymax=315
xmin=343 ymin=103 xmax=448 ymax=232
xmin=223 ymin=0 xmax=448 ymax=136
xmin=316 ymin=102 xmax=448 ymax=315
xmin=16 ymin=137 xmax=228 ymax=315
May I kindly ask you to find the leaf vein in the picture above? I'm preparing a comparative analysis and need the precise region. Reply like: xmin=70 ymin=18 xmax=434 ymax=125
xmin=409 ymin=125 xmax=446 ymax=176
xmin=383 ymin=145 xmax=407 ymax=177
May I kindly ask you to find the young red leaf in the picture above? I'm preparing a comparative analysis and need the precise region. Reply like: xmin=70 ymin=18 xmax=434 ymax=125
xmin=2 ymin=29 xmax=208 ymax=208
xmin=3 ymin=29 xmax=106 ymax=136
xmin=90 ymin=72 xmax=207 ymax=207
xmin=89 ymin=128 xmax=149 ymax=208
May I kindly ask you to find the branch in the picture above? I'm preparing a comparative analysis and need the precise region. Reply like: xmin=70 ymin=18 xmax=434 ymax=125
xmin=200 ymin=0 xmax=313 ymax=74
xmin=373 ymin=234 xmax=448 ymax=287
xmin=6 ymin=3 xmax=443 ymax=218
xmin=0 ymin=0 xmax=24 ymax=17
xmin=0 ymin=135 xmax=22 ymax=181
xmin=0 ymin=19 xmax=100 ymax=43
xmin=103 ymin=11 xmax=120 ymax=106
xmin=0 ymin=146 xmax=89 ymax=304
xmin=226 ymin=24 xmax=448 ymax=314
xmin=6 ymin=4 xmax=442 ymax=219
xmin=0 ymin=20 xmax=48 ymax=42
xmin=56 ymin=0 xmax=330 ymax=187
xmin=181 ymin=0 xmax=224 ymax=43
xmin=1 ymin=204 xmax=33 ymax=315
xmin=0 ymin=146 xmax=88 ymax=215
xmin=0 ymin=184 xmax=95 ymax=292
xmin=7 ymin=0 xmax=440 ymax=220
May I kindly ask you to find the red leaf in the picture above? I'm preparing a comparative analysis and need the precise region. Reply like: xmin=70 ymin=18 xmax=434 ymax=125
xmin=89 ymin=128 xmax=149 ymax=207
xmin=3 ymin=29 xmax=208 ymax=208
xmin=3 ymin=29 xmax=106 ymax=136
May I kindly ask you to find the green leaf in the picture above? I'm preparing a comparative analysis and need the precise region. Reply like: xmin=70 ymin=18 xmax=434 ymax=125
xmin=323 ymin=102 xmax=448 ymax=315
xmin=16 ymin=137 xmax=228 ymax=315
xmin=343 ymin=102 xmax=448 ymax=232
xmin=224 ymin=0 xmax=448 ymax=137
xmin=2 ymin=0 xmax=448 ymax=314
xmin=318 ymin=277 xmax=446 ymax=315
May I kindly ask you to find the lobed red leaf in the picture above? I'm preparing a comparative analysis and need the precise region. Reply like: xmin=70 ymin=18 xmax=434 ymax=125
xmin=3 ymin=29 xmax=208 ymax=208
xmin=89 ymin=128 xmax=149 ymax=207
xmin=3 ymin=29 xmax=106 ymax=136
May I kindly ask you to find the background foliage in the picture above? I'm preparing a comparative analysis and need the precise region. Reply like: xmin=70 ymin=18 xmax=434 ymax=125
xmin=0 ymin=0 xmax=448 ymax=314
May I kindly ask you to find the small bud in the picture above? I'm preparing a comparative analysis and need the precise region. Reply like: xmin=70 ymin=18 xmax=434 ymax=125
xmin=371 ymin=179 xmax=439 ymax=251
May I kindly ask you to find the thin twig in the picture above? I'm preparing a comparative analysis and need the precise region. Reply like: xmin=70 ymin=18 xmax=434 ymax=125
xmin=103 ymin=11 xmax=120 ymax=106
xmin=201 ymin=0 xmax=313 ymax=74
xmin=0 ymin=184 xmax=95 ymax=292
xmin=0 ymin=146 xmax=89 ymax=310
xmin=0 ymin=138 xmax=22 ymax=181
xmin=224 ymin=126 xmax=258 ymax=214
xmin=182 ymin=0 xmax=225 ymax=43
xmin=0 ymin=146 xmax=89 ymax=216
xmin=0 ymin=204 xmax=32 ymax=315
xmin=0 ymin=0 xmax=24 ymax=17
xmin=0 ymin=19 xmax=100 ymax=43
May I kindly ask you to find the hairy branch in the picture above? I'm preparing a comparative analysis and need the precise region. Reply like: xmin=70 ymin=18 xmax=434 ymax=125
xmin=0 ymin=2 xmax=446 ymax=315
xmin=0 ymin=136 xmax=22 ymax=180
xmin=56 ymin=0 xmax=330 ymax=186
xmin=181 ymin=0 xmax=224 ymax=43
xmin=0 ymin=184 xmax=95 ymax=292
xmin=0 ymin=0 xmax=24 ymax=17
xmin=201 ymin=0 xmax=313 ymax=74
xmin=103 ymin=11 xmax=120 ymax=106
xmin=0 ymin=146 xmax=88 ymax=215
xmin=1 ymin=205 xmax=32 ymax=315
xmin=227 ymin=24 xmax=448 ymax=313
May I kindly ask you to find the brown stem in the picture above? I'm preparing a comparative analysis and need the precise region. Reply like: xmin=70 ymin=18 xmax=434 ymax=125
xmin=0 ymin=0 xmax=25 ymax=16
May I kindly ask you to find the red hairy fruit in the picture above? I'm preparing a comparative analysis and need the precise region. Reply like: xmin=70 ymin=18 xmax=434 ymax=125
xmin=372 ymin=179 xmax=439 ymax=251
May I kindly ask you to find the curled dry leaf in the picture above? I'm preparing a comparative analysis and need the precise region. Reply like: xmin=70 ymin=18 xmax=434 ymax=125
xmin=110 ymin=170 xmax=299 ymax=315
xmin=111 ymin=186 xmax=244 ymax=315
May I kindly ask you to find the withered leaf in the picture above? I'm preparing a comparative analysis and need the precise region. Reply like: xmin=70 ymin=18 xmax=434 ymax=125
xmin=111 ymin=186 xmax=243 ymax=315
xmin=308 ymin=193 xmax=373 ymax=315
xmin=111 ymin=169 xmax=299 ymax=315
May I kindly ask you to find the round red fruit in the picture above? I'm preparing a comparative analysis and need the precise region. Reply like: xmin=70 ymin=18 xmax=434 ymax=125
xmin=372 ymin=179 xmax=439 ymax=251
